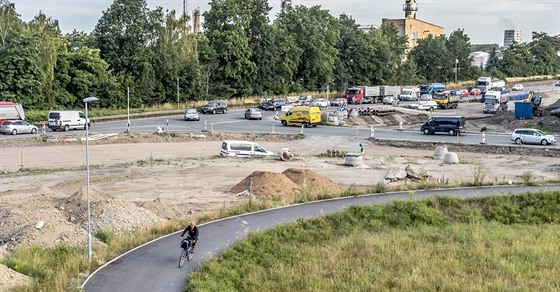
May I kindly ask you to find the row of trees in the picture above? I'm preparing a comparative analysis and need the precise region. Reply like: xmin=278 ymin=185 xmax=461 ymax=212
xmin=0 ymin=0 xmax=559 ymax=110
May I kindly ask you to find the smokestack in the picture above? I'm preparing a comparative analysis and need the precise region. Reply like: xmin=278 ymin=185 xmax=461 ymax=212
xmin=403 ymin=0 xmax=418 ymax=19
xmin=193 ymin=8 xmax=201 ymax=33
xmin=281 ymin=0 xmax=292 ymax=14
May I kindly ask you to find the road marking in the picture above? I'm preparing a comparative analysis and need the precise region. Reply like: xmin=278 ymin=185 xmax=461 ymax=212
xmin=67 ymin=133 xmax=119 ymax=141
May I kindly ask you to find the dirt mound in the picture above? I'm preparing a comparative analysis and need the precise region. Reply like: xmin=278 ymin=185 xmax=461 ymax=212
xmin=282 ymin=168 xmax=341 ymax=192
xmin=1 ymin=187 xmax=88 ymax=251
xmin=141 ymin=197 xmax=186 ymax=220
xmin=58 ymin=186 xmax=114 ymax=222
xmin=229 ymin=171 xmax=301 ymax=197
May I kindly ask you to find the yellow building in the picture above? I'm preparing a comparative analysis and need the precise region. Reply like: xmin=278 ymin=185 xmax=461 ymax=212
xmin=382 ymin=18 xmax=444 ymax=49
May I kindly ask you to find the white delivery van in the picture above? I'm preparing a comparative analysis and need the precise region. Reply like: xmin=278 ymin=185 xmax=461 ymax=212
xmin=48 ymin=111 xmax=90 ymax=131
xmin=399 ymin=87 xmax=420 ymax=101
xmin=220 ymin=140 xmax=275 ymax=157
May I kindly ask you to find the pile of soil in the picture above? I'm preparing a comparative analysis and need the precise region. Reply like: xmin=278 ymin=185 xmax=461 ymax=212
xmin=229 ymin=171 xmax=301 ymax=197
xmin=282 ymin=168 xmax=341 ymax=193
xmin=229 ymin=168 xmax=341 ymax=198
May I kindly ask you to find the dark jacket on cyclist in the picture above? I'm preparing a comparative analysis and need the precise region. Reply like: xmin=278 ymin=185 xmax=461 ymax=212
xmin=180 ymin=225 xmax=199 ymax=242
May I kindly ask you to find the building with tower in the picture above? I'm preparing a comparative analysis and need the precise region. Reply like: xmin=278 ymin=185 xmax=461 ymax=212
xmin=379 ymin=0 xmax=444 ymax=49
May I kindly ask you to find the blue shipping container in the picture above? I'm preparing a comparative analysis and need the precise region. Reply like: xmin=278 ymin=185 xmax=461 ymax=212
xmin=514 ymin=102 xmax=533 ymax=119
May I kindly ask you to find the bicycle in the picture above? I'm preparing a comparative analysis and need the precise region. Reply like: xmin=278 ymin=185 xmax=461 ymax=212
xmin=178 ymin=238 xmax=194 ymax=268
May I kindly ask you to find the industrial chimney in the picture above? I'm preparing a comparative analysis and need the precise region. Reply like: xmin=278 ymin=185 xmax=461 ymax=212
xmin=281 ymin=0 xmax=292 ymax=13
xmin=193 ymin=8 xmax=201 ymax=33
xmin=403 ymin=0 xmax=418 ymax=19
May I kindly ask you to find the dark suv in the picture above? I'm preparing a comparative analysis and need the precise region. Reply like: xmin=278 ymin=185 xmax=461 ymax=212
xmin=201 ymin=101 xmax=227 ymax=114
xmin=421 ymin=116 xmax=465 ymax=136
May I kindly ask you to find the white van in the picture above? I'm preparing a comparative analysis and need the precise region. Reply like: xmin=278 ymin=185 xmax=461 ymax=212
xmin=399 ymin=88 xmax=420 ymax=101
xmin=220 ymin=140 xmax=275 ymax=157
xmin=48 ymin=111 xmax=89 ymax=131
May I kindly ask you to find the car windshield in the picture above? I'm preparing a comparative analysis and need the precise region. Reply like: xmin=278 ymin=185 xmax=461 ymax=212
xmin=186 ymin=109 xmax=197 ymax=113
xmin=347 ymin=89 xmax=359 ymax=95
xmin=432 ymin=93 xmax=446 ymax=100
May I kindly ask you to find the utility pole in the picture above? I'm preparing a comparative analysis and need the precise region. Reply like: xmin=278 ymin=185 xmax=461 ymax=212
xmin=177 ymin=78 xmax=180 ymax=109
xmin=454 ymin=58 xmax=458 ymax=83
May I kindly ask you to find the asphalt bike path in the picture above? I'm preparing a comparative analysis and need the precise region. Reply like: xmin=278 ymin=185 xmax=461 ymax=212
xmin=83 ymin=184 xmax=560 ymax=291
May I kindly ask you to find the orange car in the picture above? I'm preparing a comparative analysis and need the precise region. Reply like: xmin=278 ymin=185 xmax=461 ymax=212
xmin=469 ymin=88 xmax=481 ymax=95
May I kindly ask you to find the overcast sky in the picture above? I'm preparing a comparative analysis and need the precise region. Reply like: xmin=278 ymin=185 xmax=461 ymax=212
xmin=11 ymin=0 xmax=560 ymax=45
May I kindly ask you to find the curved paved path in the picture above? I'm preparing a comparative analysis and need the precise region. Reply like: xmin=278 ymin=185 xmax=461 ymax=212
xmin=83 ymin=184 xmax=560 ymax=291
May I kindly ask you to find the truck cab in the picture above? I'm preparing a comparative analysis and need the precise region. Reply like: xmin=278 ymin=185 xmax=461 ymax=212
xmin=482 ymin=90 xmax=508 ymax=113
xmin=476 ymin=77 xmax=492 ymax=93
xmin=432 ymin=91 xmax=458 ymax=109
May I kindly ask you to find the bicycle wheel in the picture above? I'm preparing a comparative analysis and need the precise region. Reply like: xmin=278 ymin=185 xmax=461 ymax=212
xmin=187 ymin=245 xmax=193 ymax=261
xmin=178 ymin=249 xmax=187 ymax=268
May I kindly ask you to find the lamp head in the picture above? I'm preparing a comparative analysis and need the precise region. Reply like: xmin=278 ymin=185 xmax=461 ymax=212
xmin=83 ymin=97 xmax=98 ymax=103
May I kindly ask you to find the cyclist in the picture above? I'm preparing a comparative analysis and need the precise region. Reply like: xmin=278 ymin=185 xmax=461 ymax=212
xmin=179 ymin=221 xmax=199 ymax=253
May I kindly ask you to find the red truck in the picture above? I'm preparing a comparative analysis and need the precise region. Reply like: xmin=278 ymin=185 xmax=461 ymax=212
xmin=0 ymin=101 xmax=25 ymax=122
xmin=345 ymin=86 xmax=401 ymax=104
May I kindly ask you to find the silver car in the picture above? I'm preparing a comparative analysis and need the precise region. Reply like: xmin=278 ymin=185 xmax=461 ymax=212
xmin=184 ymin=109 xmax=200 ymax=121
xmin=0 ymin=120 xmax=38 ymax=135
xmin=244 ymin=108 xmax=263 ymax=120
xmin=511 ymin=128 xmax=557 ymax=145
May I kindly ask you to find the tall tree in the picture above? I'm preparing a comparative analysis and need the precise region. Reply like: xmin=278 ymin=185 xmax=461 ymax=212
xmin=529 ymin=32 xmax=560 ymax=76
xmin=498 ymin=43 xmax=534 ymax=77
xmin=0 ymin=31 xmax=45 ymax=106
xmin=276 ymin=5 xmax=340 ymax=91
xmin=203 ymin=0 xmax=259 ymax=97
xmin=28 ymin=12 xmax=62 ymax=107
xmin=0 ymin=0 xmax=22 ymax=48
xmin=94 ymin=0 xmax=152 ymax=84
xmin=333 ymin=14 xmax=370 ymax=89
xmin=410 ymin=35 xmax=452 ymax=82
xmin=446 ymin=29 xmax=475 ymax=81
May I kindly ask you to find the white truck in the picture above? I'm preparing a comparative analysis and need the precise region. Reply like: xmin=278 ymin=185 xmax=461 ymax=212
xmin=482 ymin=90 xmax=509 ymax=113
xmin=477 ymin=77 xmax=506 ymax=93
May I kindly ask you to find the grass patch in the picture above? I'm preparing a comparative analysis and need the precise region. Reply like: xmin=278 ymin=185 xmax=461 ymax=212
xmin=187 ymin=191 xmax=560 ymax=291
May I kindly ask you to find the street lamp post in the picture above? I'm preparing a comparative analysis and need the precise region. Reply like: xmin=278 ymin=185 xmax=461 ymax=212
xmin=83 ymin=96 xmax=98 ymax=261
xmin=454 ymin=58 xmax=459 ymax=84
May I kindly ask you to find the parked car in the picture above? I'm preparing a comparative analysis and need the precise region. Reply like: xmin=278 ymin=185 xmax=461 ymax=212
xmin=220 ymin=140 xmax=275 ymax=157
xmin=470 ymin=88 xmax=482 ymax=96
xmin=201 ymin=101 xmax=227 ymax=114
xmin=272 ymin=99 xmax=286 ymax=111
xmin=261 ymin=99 xmax=285 ymax=111
xmin=0 ymin=120 xmax=38 ymax=135
xmin=382 ymin=95 xmax=399 ymax=105
xmin=512 ymin=84 xmax=524 ymax=91
xmin=311 ymin=98 xmax=330 ymax=108
xmin=511 ymin=128 xmax=557 ymax=145
xmin=330 ymin=98 xmax=347 ymax=107
xmin=244 ymin=108 xmax=263 ymax=120
xmin=457 ymin=89 xmax=469 ymax=97
xmin=184 ymin=109 xmax=200 ymax=121
xmin=555 ymin=80 xmax=560 ymax=87
xmin=416 ymin=100 xmax=438 ymax=111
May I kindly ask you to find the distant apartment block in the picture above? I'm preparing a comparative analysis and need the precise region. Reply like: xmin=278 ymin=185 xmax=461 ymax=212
xmin=504 ymin=30 xmax=521 ymax=49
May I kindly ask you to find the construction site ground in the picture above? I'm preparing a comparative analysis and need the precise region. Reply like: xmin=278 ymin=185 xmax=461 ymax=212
xmin=1 ymin=90 xmax=559 ymax=289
